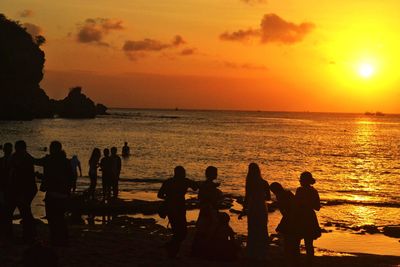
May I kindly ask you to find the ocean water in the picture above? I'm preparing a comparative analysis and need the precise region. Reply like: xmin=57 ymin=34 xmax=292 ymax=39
xmin=1 ymin=109 xmax=400 ymax=230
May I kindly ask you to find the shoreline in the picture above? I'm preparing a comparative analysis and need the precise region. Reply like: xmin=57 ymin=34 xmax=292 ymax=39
xmin=27 ymin=189 xmax=400 ymax=258
xmin=1 ymin=216 xmax=399 ymax=267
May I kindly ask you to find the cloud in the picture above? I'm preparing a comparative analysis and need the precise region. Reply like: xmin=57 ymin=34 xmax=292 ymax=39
xmin=180 ymin=48 xmax=196 ymax=56
xmin=220 ymin=13 xmax=314 ymax=44
xmin=19 ymin=9 xmax=34 ymax=18
xmin=23 ymin=22 xmax=42 ymax=37
xmin=123 ymin=35 xmax=186 ymax=59
xmin=76 ymin=18 xmax=124 ymax=46
xmin=223 ymin=61 xmax=267 ymax=70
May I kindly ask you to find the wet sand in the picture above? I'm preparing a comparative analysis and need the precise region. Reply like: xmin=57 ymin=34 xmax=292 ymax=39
xmin=1 ymin=216 xmax=399 ymax=267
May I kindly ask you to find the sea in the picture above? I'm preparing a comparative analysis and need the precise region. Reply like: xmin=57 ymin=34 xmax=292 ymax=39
xmin=1 ymin=109 xmax=399 ymax=255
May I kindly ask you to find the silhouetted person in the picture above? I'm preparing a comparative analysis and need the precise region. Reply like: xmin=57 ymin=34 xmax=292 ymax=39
xmin=35 ymin=141 xmax=73 ymax=246
xmin=100 ymin=148 xmax=113 ymax=202
xmin=239 ymin=163 xmax=271 ymax=262
xmin=0 ymin=142 xmax=12 ymax=243
xmin=88 ymin=148 xmax=101 ymax=200
xmin=70 ymin=155 xmax=82 ymax=193
xmin=110 ymin=147 xmax=121 ymax=198
xmin=157 ymin=166 xmax=198 ymax=258
xmin=270 ymin=182 xmax=299 ymax=267
xmin=209 ymin=212 xmax=239 ymax=261
xmin=6 ymin=140 xmax=37 ymax=243
xmin=122 ymin=142 xmax=130 ymax=157
xmin=295 ymin=172 xmax=321 ymax=267
xmin=192 ymin=166 xmax=222 ymax=258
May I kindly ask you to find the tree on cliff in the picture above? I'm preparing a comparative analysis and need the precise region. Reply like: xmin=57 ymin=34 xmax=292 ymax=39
xmin=0 ymin=13 xmax=52 ymax=120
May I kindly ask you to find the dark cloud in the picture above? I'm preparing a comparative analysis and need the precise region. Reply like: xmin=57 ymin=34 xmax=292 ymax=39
xmin=76 ymin=18 xmax=124 ymax=46
xmin=180 ymin=48 xmax=196 ymax=56
xmin=220 ymin=13 xmax=314 ymax=44
xmin=19 ymin=9 xmax=34 ymax=18
xmin=223 ymin=61 xmax=267 ymax=70
xmin=23 ymin=22 xmax=42 ymax=37
xmin=123 ymin=35 xmax=187 ymax=59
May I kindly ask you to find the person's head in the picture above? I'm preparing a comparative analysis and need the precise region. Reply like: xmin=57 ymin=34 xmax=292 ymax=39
xmin=15 ymin=140 xmax=27 ymax=153
xmin=173 ymin=166 xmax=186 ymax=179
xmin=72 ymin=155 xmax=78 ymax=160
xmin=205 ymin=166 xmax=218 ymax=181
xmin=3 ymin=142 xmax=12 ymax=156
xmin=299 ymin=171 xmax=316 ymax=186
xmin=103 ymin=148 xmax=110 ymax=157
xmin=270 ymin=182 xmax=284 ymax=195
xmin=90 ymin=148 xmax=101 ymax=161
xmin=124 ymin=142 xmax=128 ymax=146
xmin=49 ymin=141 xmax=62 ymax=156
xmin=111 ymin=147 xmax=117 ymax=155
xmin=247 ymin=163 xmax=261 ymax=180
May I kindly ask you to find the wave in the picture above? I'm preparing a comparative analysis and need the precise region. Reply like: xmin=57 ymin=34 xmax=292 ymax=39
xmin=322 ymin=199 xmax=400 ymax=208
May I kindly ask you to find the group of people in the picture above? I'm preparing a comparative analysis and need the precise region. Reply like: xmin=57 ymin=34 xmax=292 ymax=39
xmin=0 ymin=140 xmax=73 ymax=246
xmin=158 ymin=163 xmax=321 ymax=267
xmin=87 ymin=146 xmax=123 ymax=202
xmin=0 ymin=140 xmax=129 ymax=248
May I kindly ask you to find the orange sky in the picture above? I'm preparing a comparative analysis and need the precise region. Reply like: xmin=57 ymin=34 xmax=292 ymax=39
xmin=2 ymin=0 xmax=400 ymax=112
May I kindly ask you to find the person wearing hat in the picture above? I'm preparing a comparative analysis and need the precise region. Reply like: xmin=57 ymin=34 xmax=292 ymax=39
xmin=294 ymin=171 xmax=321 ymax=267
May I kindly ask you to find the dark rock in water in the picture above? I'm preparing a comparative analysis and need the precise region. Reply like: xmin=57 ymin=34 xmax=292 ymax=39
xmin=383 ymin=226 xmax=400 ymax=238
xmin=96 ymin=103 xmax=109 ymax=115
xmin=55 ymin=87 xmax=97 ymax=118
xmin=361 ymin=225 xmax=380 ymax=234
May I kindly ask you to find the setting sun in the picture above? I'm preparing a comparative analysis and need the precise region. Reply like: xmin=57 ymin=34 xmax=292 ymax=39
xmin=358 ymin=63 xmax=375 ymax=78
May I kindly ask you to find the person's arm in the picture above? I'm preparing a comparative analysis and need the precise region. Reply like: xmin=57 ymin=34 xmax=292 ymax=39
xmin=33 ymin=156 xmax=45 ymax=166
xmin=185 ymin=178 xmax=199 ymax=191
xmin=265 ymin=181 xmax=271 ymax=201
xmin=157 ymin=182 xmax=167 ymax=199
xmin=78 ymin=161 xmax=82 ymax=177
xmin=313 ymin=188 xmax=321 ymax=211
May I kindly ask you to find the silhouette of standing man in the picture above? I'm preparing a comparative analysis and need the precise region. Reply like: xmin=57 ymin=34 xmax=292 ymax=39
xmin=100 ymin=148 xmax=112 ymax=202
xmin=110 ymin=147 xmax=121 ymax=198
xmin=0 ymin=143 xmax=12 ymax=243
xmin=35 ymin=141 xmax=73 ymax=246
xmin=6 ymin=140 xmax=37 ymax=243
xmin=158 ymin=166 xmax=198 ymax=258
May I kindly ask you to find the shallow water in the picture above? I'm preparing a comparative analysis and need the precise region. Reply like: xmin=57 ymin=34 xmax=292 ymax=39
xmin=1 ymin=109 xmax=400 ymax=230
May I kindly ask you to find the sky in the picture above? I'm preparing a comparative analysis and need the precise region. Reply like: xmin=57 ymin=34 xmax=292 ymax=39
xmin=2 ymin=0 xmax=400 ymax=112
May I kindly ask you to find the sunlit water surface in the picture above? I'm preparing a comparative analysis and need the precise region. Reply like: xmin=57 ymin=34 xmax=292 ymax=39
xmin=1 ymin=109 xmax=400 ymax=254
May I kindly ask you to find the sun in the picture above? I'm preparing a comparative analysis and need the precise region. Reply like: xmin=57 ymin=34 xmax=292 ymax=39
xmin=358 ymin=63 xmax=375 ymax=78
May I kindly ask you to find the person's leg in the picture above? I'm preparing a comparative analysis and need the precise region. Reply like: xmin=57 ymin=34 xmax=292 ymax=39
xmin=304 ymin=238 xmax=314 ymax=267
xmin=17 ymin=198 xmax=36 ymax=243
xmin=46 ymin=198 xmax=68 ymax=245
xmin=3 ymin=197 xmax=17 ymax=242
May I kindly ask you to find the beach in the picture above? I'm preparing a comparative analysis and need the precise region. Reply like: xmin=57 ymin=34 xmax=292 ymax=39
xmin=1 ymin=109 xmax=400 ymax=265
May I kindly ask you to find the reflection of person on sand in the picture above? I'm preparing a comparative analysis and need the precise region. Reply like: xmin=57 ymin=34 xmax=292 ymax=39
xmin=88 ymin=148 xmax=101 ymax=200
xmin=192 ymin=166 xmax=222 ymax=258
xmin=35 ymin=141 xmax=73 ymax=246
xmin=100 ymin=148 xmax=113 ymax=203
xmin=70 ymin=155 xmax=82 ymax=193
xmin=6 ymin=140 xmax=37 ymax=243
xmin=270 ymin=182 xmax=299 ymax=267
xmin=295 ymin=171 xmax=322 ymax=267
xmin=110 ymin=147 xmax=121 ymax=198
xmin=157 ymin=166 xmax=198 ymax=258
xmin=122 ymin=142 xmax=130 ymax=157
xmin=239 ymin=163 xmax=271 ymax=262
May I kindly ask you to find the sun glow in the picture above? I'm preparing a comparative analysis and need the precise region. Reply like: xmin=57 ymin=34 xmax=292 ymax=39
xmin=358 ymin=63 xmax=375 ymax=78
